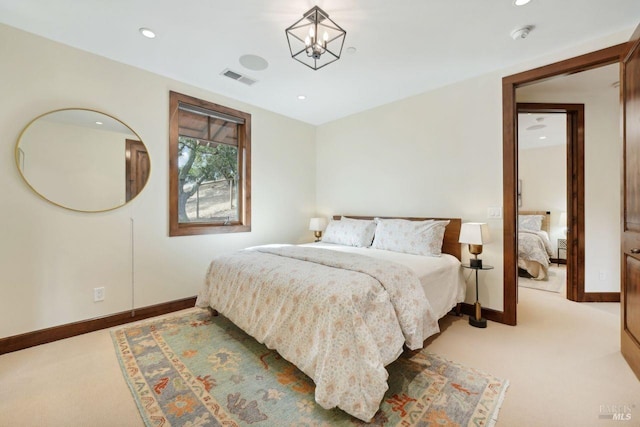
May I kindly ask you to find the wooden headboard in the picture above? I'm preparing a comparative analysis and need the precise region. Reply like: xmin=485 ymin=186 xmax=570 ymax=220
xmin=334 ymin=215 xmax=462 ymax=260
xmin=519 ymin=210 xmax=551 ymax=233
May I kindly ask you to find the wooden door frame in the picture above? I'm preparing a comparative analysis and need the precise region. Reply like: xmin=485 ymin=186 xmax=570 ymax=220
xmin=516 ymin=103 xmax=585 ymax=302
xmin=502 ymin=43 xmax=627 ymax=325
xmin=621 ymin=23 xmax=640 ymax=381
xmin=125 ymin=138 xmax=149 ymax=202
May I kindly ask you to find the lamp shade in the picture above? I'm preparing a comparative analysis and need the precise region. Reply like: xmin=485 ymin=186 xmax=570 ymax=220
xmin=309 ymin=217 xmax=327 ymax=232
xmin=459 ymin=223 xmax=491 ymax=245
xmin=559 ymin=211 xmax=567 ymax=227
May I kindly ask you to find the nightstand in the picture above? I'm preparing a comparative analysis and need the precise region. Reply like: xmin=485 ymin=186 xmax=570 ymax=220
xmin=557 ymin=238 xmax=567 ymax=266
xmin=462 ymin=264 xmax=494 ymax=328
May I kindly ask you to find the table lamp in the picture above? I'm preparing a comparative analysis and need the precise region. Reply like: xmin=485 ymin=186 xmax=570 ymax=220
xmin=458 ymin=222 xmax=491 ymax=268
xmin=309 ymin=217 xmax=327 ymax=242
xmin=559 ymin=211 xmax=567 ymax=236
xmin=459 ymin=222 xmax=491 ymax=328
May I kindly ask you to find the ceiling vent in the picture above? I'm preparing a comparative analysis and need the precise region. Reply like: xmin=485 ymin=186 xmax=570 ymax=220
xmin=221 ymin=68 xmax=258 ymax=86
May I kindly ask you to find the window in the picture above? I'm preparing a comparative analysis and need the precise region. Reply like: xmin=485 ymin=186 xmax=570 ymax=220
xmin=169 ymin=91 xmax=251 ymax=236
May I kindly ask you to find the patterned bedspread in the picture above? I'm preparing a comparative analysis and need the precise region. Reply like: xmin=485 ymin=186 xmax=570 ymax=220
xmin=195 ymin=245 xmax=439 ymax=422
xmin=518 ymin=230 xmax=553 ymax=280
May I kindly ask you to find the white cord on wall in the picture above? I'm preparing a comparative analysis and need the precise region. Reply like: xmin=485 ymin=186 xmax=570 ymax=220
xmin=130 ymin=217 xmax=135 ymax=317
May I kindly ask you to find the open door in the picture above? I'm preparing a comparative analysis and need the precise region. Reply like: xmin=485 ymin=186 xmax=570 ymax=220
xmin=621 ymin=23 xmax=640 ymax=380
xmin=125 ymin=139 xmax=150 ymax=202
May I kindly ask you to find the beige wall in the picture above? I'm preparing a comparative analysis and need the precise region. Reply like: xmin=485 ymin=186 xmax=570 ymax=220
xmin=316 ymin=73 xmax=506 ymax=310
xmin=20 ymin=120 xmax=130 ymax=211
xmin=316 ymin=30 xmax=630 ymax=311
xmin=518 ymin=71 xmax=622 ymax=293
xmin=518 ymin=143 xmax=568 ymax=254
xmin=0 ymin=24 xmax=317 ymax=338
xmin=0 ymin=22 xmax=631 ymax=337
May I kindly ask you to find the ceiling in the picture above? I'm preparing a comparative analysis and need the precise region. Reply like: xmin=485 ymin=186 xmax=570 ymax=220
xmin=517 ymin=62 xmax=620 ymax=150
xmin=0 ymin=1 xmax=638 ymax=125
xmin=518 ymin=112 xmax=567 ymax=150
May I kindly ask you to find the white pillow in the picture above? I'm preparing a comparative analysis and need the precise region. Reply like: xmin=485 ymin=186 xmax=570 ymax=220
xmin=519 ymin=215 xmax=544 ymax=231
xmin=371 ymin=218 xmax=449 ymax=256
xmin=321 ymin=217 xmax=376 ymax=247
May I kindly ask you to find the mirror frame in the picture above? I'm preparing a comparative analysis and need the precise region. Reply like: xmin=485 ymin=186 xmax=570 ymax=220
xmin=15 ymin=108 xmax=150 ymax=213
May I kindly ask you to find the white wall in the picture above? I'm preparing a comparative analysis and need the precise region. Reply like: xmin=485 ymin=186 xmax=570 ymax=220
xmin=21 ymin=120 xmax=129 ymax=211
xmin=517 ymin=75 xmax=621 ymax=293
xmin=316 ymin=30 xmax=630 ymax=311
xmin=519 ymin=142 xmax=568 ymax=254
xmin=316 ymin=73 xmax=506 ymax=309
xmin=0 ymin=23 xmax=631 ymax=337
xmin=0 ymin=24 xmax=317 ymax=338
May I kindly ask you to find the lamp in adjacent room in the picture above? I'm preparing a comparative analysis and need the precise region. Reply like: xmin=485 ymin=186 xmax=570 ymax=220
xmin=459 ymin=222 xmax=491 ymax=268
xmin=309 ymin=217 xmax=327 ymax=242
xmin=559 ymin=211 xmax=567 ymax=236
xmin=285 ymin=6 xmax=346 ymax=70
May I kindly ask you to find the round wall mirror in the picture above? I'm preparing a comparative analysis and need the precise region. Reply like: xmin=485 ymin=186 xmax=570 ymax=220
xmin=15 ymin=108 xmax=150 ymax=212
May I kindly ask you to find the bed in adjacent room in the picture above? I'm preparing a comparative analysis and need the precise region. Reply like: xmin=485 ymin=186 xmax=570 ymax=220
xmin=518 ymin=211 xmax=554 ymax=280
xmin=195 ymin=215 xmax=465 ymax=422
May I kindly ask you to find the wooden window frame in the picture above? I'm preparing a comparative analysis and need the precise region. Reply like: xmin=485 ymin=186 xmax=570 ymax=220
xmin=169 ymin=91 xmax=251 ymax=236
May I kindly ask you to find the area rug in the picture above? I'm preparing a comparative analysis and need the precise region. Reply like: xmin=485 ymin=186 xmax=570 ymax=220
xmin=112 ymin=309 xmax=508 ymax=426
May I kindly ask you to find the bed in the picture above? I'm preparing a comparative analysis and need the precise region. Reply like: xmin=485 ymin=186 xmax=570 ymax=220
xmin=195 ymin=215 xmax=465 ymax=422
xmin=518 ymin=211 xmax=554 ymax=280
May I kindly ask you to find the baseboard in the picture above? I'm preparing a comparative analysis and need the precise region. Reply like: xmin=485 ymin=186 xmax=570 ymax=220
xmin=581 ymin=292 xmax=620 ymax=302
xmin=0 ymin=296 xmax=197 ymax=355
xmin=460 ymin=303 xmax=506 ymax=325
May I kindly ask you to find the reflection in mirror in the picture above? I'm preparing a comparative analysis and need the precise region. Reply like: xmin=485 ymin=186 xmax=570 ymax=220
xmin=16 ymin=109 xmax=150 ymax=212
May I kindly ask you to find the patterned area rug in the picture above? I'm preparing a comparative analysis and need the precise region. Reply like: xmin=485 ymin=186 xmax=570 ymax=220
xmin=112 ymin=309 xmax=508 ymax=426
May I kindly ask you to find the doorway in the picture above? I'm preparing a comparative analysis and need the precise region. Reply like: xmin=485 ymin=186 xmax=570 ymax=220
xmin=501 ymin=44 xmax=626 ymax=325
xmin=516 ymin=103 xmax=584 ymax=301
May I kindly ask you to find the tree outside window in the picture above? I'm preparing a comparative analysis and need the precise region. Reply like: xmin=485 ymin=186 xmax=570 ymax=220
xmin=169 ymin=91 xmax=251 ymax=236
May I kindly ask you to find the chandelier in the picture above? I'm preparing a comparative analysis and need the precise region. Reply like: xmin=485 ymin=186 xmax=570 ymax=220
xmin=285 ymin=6 xmax=346 ymax=70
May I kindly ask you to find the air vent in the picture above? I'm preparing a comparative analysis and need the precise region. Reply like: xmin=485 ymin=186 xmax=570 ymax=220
xmin=221 ymin=68 xmax=258 ymax=86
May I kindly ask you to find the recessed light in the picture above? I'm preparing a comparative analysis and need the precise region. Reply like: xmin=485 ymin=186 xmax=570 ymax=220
xmin=95 ymin=121 xmax=103 ymax=125
xmin=513 ymin=0 xmax=531 ymax=6
xmin=510 ymin=25 xmax=533 ymax=40
xmin=139 ymin=28 xmax=156 ymax=39
xmin=346 ymin=47 xmax=357 ymax=54
xmin=539 ymin=136 xmax=547 ymax=140
xmin=297 ymin=95 xmax=306 ymax=100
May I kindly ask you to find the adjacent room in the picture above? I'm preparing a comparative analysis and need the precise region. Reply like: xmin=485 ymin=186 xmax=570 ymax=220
xmin=1 ymin=1 xmax=639 ymax=426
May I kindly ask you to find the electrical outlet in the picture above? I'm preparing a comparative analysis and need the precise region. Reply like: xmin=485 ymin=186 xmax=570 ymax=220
xmin=599 ymin=271 xmax=606 ymax=281
xmin=94 ymin=287 xmax=105 ymax=302
xmin=488 ymin=206 xmax=503 ymax=219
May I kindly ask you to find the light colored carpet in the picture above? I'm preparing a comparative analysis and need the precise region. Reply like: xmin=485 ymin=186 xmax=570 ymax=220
xmin=518 ymin=264 xmax=566 ymax=293
xmin=0 ymin=287 xmax=638 ymax=427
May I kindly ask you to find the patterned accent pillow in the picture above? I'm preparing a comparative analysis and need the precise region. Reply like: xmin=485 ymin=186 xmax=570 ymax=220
xmin=321 ymin=217 xmax=377 ymax=247
xmin=519 ymin=215 xmax=544 ymax=231
xmin=371 ymin=218 xmax=450 ymax=256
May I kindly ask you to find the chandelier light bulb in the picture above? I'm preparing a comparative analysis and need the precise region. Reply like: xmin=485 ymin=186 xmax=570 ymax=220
xmin=285 ymin=5 xmax=347 ymax=70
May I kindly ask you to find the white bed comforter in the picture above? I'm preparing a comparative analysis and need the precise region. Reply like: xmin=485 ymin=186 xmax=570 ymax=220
xmin=518 ymin=230 xmax=554 ymax=280
xmin=195 ymin=245 xmax=439 ymax=421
